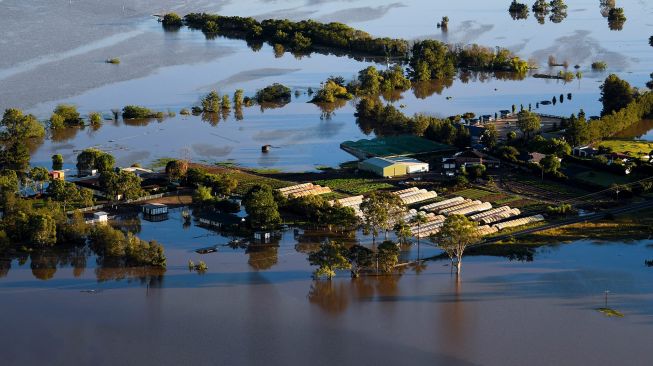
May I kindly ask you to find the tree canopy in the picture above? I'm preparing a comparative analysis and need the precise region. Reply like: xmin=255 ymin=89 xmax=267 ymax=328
xmin=242 ymin=184 xmax=281 ymax=229
xmin=432 ymin=214 xmax=480 ymax=275
xmin=600 ymin=74 xmax=634 ymax=116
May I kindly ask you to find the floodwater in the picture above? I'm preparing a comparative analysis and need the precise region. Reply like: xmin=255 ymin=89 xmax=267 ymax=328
xmin=614 ymin=119 xmax=653 ymax=141
xmin=2 ymin=0 xmax=653 ymax=169
xmin=1 ymin=209 xmax=653 ymax=365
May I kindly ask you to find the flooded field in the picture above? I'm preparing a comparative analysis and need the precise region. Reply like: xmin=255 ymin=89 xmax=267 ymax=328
xmin=1 ymin=209 xmax=653 ymax=365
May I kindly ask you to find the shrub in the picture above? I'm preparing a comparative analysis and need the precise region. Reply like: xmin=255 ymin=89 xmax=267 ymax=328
xmin=122 ymin=105 xmax=155 ymax=119
xmin=255 ymin=83 xmax=291 ymax=103
xmin=162 ymin=13 xmax=183 ymax=29
xmin=592 ymin=61 xmax=608 ymax=71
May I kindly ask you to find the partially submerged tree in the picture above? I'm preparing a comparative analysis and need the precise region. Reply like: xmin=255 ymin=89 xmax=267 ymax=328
xmin=376 ymin=241 xmax=400 ymax=273
xmin=308 ymin=240 xmax=350 ymax=279
xmin=432 ymin=214 xmax=480 ymax=276
xmin=361 ymin=191 xmax=406 ymax=243
xmin=347 ymin=244 xmax=374 ymax=278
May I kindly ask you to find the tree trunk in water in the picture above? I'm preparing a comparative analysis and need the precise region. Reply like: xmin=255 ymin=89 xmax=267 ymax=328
xmin=456 ymin=254 xmax=463 ymax=276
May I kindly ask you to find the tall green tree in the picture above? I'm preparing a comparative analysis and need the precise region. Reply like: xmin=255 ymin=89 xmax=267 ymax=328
xmin=100 ymin=171 xmax=143 ymax=201
xmin=516 ymin=110 xmax=541 ymax=140
xmin=564 ymin=114 xmax=591 ymax=146
xmin=376 ymin=241 xmax=399 ymax=273
xmin=242 ymin=184 xmax=281 ymax=229
xmin=541 ymin=155 xmax=561 ymax=174
xmin=432 ymin=214 xmax=480 ymax=276
xmin=28 ymin=213 xmax=57 ymax=246
xmin=52 ymin=154 xmax=64 ymax=170
xmin=600 ymin=74 xmax=633 ymax=116
xmin=347 ymin=244 xmax=374 ymax=278
xmin=361 ymin=191 xmax=406 ymax=243
xmin=480 ymin=123 xmax=499 ymax=149
xmin=357 ymin=66 xmax=383 ymax=95
xmin=29 ymin=167 xmax=49 ymax=194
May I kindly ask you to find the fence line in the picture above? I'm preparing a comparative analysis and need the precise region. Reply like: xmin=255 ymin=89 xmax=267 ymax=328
xmin=67 ymin=192 xmax=174 ymax=214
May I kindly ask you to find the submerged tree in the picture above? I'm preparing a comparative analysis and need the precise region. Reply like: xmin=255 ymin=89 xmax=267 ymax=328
xmin=508 ymin=0 xmax=529 ymax=20
xmin=607 ymin=7 xmax=626 ymax=31
xmin=432 ymin=215 xmax=480 ymax=276
xmin=308 ymin=240 xmax=350 ymax=279
xmin=348 ymin=244 xmax=374 ymax=278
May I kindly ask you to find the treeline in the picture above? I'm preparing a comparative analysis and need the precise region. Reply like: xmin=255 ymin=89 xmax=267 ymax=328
xmin=167 ymin=13 xmax=530 ymax=78
xmin=565 ymin=76 xmax=653 ymax=146
xmin=354 ymin=98 xmax=471 ymax=148
xmin=182 ymin=13 xmax=409 ymax=57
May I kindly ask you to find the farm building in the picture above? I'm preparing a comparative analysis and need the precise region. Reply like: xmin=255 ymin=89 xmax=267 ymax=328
xmin=83 ymin=211 xmax=109 ymax=225
xmin=442 ymin=149 xmax=500 ymax=174
xmin=49 ymin=170 xmax=65 ymax=181
xmin=278 ymin=183 xmax=332 ymax=198
xmin=359 ymin=157 xmax=429 ymax=178
xmin=142 ymin=203 xmax=168 ymax=216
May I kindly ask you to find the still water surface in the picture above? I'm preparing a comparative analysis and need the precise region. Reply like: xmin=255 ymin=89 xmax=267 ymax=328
xmin=2 ymin=0 xmax=653 ymax=170
xmin=1 ymin=210 xmax=653 ymax=365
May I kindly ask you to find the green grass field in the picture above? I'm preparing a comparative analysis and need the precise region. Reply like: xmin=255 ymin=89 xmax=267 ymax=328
xmin=573 ymin=170 xmax=632 ymax=187
xmin=314 ymin=178 xmax=393 ymax=195
xmin=598 ymin=139 xmax=653 ymax=160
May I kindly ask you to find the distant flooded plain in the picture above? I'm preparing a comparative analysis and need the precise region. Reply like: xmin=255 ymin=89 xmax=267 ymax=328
xmin=1 ymin=0 xmax=652 ymax=169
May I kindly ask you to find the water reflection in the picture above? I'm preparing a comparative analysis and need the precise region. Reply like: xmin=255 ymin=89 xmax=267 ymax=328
xmin=247 ymin=245 xmax=279 ymax=271
xmin=307 ymin=274 xmax=403 ymax=315
xmin=613 ymin=119 xmax=653 ymax=141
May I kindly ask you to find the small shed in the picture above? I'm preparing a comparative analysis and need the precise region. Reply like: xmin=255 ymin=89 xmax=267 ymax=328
xmin=49 ymin=170 xmax=65 ymax=181
xmin=142 ymin=203 xmax=168 ymax=216
xmin=93 ymin=211 xmax=109 ymax=223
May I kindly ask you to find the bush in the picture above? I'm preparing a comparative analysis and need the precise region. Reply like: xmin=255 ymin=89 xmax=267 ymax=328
xmin=255 ymin=83 xmax=291 ymax=103
xmin=89 ymin=112 xmax=102 ymax=126
xmin=592 ymin=61 xmax=608 ymax=71
xmin=162 ymin=13 xmax=183 ymax=29
xmin=122 ymin=105 xmax=155 ymax=119
xmin=106 ymin=58 xmax=120 ymax=64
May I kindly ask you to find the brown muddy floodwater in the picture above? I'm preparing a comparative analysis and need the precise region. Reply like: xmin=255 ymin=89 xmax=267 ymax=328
xmin=1 ymin=210 xmax=653 ymax=365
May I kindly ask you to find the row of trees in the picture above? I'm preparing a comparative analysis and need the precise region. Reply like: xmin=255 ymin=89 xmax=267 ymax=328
xmin=308 ymin=213 xmax=481 ymax=279
xmin=181 ymin=13 xmax=409 ymax=57
xmin=562 ymin=75 xmax=653 ymax=146
xmin=510 ymin=0 xmax=568 ymax=23
xmin=173 ymin=13 xmax=530 ymax=80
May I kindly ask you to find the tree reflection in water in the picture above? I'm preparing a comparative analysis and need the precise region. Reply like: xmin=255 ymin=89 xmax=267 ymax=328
xmin=246 ymin=245 xmax=279 ymax=271
xmin=314 ymin=99 xmax=348 ymax=121
xmin=307 ymin=274 xmax=404 ymax=315
xmin=308 ymin=280 xmax=350 ymax=314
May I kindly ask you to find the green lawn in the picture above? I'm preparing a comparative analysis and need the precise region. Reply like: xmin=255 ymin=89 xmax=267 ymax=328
xmin=573 ymin=170 xmax=632 ymax=187
xmin=598 ymin=139 xmax=653 ymax=160
xmin=314 ymin=178 xmax=393 ymax=195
